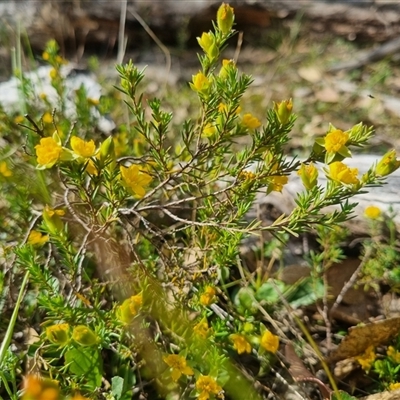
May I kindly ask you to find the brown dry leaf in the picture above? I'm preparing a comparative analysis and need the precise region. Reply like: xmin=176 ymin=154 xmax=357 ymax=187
xmin=328 ymin=317 xmax=400 ymax=362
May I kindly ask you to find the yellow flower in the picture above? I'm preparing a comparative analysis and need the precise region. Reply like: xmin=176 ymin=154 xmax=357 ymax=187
xmin=49 ymin=68 xmax=58 ymax=80
xmin=217 ymin=2 xmax=234 ymax=34
xmin=202 ymin=123 xmax=217 ymax=138
xmin=297 ymin=162 xmax=318 ymax=190
xmin=273 ymin=99 xmax=293 ymax=125
xmin=42 ymin=112 xmax=53 ymax=124
xmin=329 ymin=161 xmax=359 ymax=185
xmin=200 ymin=286 xmax=216 ymax=306
xmin=260 ymin=330 xmax=279 ymax=354
xmin=190 ymin=72 xmax=210 ymax=94
xmin=387 ymin=346 xmax=400 ymax=363
xmin=193 ymin=319 xmax=211 ymax=339
xmin=163 ymin=354 xmax=194 ymax=382
xmin=35 ymin=137 xmax=62 ymax=168
xmin=324 ymin=129 xmax=349 ymax=153
xmin=117 ymin=294 xmax=143 ymax=324
xmin=120 ymin=165 xmax=153 ymax=198
xmin=22 ymin=375 xmax=60 ymax=400
xmin=0 ymin=161 xmax=12 ymax=177
xmin=239 ymin=170 xmax=256 ymax=181
xmin=42 ymin=205 xmax=65 ymax=235
xmin=218 ymin=103 xmax=228 ymax=114
xmin=72 ymin=325 xmax=98 ymax=346
xmin=242 ymin=113 xmax=261 ymax=130
xmin=197 ymin=32 xmax=217 ymax=59
xmin=113 ymin=132 xmax=128 ymax=157
xmin=356 ymin=345 xmax=375 ymax=371
xmin=42 ymin=51 xmax=50 ymax=61
xmin=28 ymin=230 xmax=49 ymax=246
xmin=268 ymin=175 xmax=288 ymax=193
xmin=46 ymin=323 xmax=70 ymax=346
xmin=364 ymin=205 xmax=381 ymax=220
xmin=389 ymin=382 xmax=400 ymax=391
xmin=196 ymin=375 xmax=224 ymax=400
xmin=85 ymin=159 xmax=99 ymax=176
xmin=376 ymin=149 xmax=400 ymax=177
xmin=14 ymin=115 xmax=24 ymax=124
xmin=219 ymin=59 xmax=236 ymax=79
xmin=70 ymin=136 xmax=96 ymax=159
xmin=230 ymin=333 xmax=252 ymax=355
xmin=43 ymin=206 xmax=65 ymax=219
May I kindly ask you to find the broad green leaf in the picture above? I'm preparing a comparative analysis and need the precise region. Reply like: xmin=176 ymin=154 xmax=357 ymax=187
xmin=64 ymin=346 xmax=102 ymax=389
xmin=256 ymin=280 xmax=286 ymax=304
xmin=111 ymin=376 xmax=124 ymax=400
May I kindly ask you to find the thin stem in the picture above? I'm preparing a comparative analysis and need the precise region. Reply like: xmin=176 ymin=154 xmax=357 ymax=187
xmin=0 ymin=270 xmax=30 ymax=368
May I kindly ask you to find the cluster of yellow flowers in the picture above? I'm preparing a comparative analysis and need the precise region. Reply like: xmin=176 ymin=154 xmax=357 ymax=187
xmin=162 ymin=353 xmax=225 ymax=400
xmin=196 ymin=375 xmax=224 ymax=400
xmin=34 ymin=133 xmax=152 ymax=198
xmin=46 ymin=323 xmax=98 ymax=347
xmin=297 ymin=126 xmax=400 ymax=191
xmin=199 ymin=286 xmax=217 ymax=306
xmin=355 ymin=345 xmax=376 ymax=371
xmin=229 ymin=328 xmax=279 ymax=355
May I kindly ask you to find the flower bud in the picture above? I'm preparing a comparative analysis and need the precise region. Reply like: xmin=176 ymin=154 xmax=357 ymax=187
xmin=197 ymin=32 xmax=214 ymax=55
xmin=99 ymin=135 xmax=116 ymax=169
xmin=199 ymin=286 xmax=216 ymax=306
xmin=42 ymin=205 xmax=65 ymax=236
xmin=72 ymin=325 xmax=98 ymax=346
xmin=297 ymin=162 xmax=318 ymax=190
xmin=190 ymin=72 xmax=210 ymax=95
xmin=117 ymin=294 xmax=143 ymax=324
xmin=219 ymin=59 xmax=236 ymax=79
xmin=217 ymin=3 xmax=235 ymax=34
xmin=243 ymin=322 xmax=254 ymax=333
xmin=206 ymin=43 xmax=219 ymax=61
xmin=46 ymin=323 xmax=70 ymax=346
xmin=376 ymin=150 xmax=400 ymax=177
xmin=273 ymin=99 xmax=293 ymax=125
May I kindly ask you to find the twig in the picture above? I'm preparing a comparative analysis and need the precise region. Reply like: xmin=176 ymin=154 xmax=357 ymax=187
xmin=330 ymin=246 xmax=373 ymax=316
xmin=117 ymin=0 xmax=128 ymax=64
xmin=128 ymin=7 xmax=171 ymax=94
xmin=329 ymin=36 xmax=400 ymax=72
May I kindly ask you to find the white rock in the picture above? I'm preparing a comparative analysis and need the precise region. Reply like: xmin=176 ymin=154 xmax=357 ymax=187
xmin=0 ymin=65 xmax=115 ymax=133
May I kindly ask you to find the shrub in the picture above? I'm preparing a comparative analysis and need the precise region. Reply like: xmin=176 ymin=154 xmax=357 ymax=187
xmin=1 ymin=3 xmax=399 ymax=400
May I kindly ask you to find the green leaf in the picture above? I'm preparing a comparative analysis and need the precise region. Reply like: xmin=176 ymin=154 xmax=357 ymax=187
xmin=111 ymin=376 xmax=124 ymax=400
xmin=64 ymin=346 xmax=103 ymax=389
xmin=256 ymin=280 xmax=286 ymax=304
xmin=331 ymin=390 xmax=358 ymax=400
xmin=338 ymin=146 xmax=352 ymax=159
xmin=233 ymin=287 xmax=258 ymax=314
xmin=286 ymin=278 xmax=325 ymax=308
